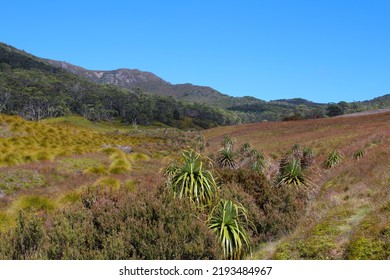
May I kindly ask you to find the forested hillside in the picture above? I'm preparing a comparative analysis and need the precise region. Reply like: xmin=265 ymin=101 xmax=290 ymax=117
xmin=1 ymin=42 xmax=390 ymax=127
xmin=0 ymin=43 xmax=241 ymax=128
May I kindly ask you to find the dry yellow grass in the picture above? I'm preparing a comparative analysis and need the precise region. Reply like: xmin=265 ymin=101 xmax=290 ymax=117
xmin=0 ymin=114 xmax=172 ymax=233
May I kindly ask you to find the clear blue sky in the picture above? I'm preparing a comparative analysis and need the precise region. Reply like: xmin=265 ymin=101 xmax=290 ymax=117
xmin=1 ymin=0 xmax=390 ymax=103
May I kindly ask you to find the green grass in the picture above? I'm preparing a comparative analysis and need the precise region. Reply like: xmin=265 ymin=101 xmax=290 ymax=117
xmin=14 ymin=195 xmax=56 ymax=213
xmin=108 ymin=152 xmax=132 ymax=174
xmin=324 ymin=150 xmax=343 ymax=168
xmin=0 ymin=169 xmax=46 ymax=195
xmin=353 ymin=149 xmax=365 ymax=160
xmin=122 ymin=179 xmax=138 ymax=192
xmin=58 ymin=190 xmax=82 ymax=205
xmin=83 ymin=165 xmax=109 ymax=175
xmin=0 ymin=211 xmax=12 ymax=232
xmin=93 ymin=176 xmax=121 ymax=192
xmin=57 ymin=157 xmax=102 ymax=174
xmin=0 ymin=114 xmax=141 ymax=167
xmin=128 ymin=153 xmax=150 ymax=162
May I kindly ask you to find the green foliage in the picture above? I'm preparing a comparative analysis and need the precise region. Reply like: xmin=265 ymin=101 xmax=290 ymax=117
xmin=0 ymin=189 xmax=220 ymax=259
xmin=122 ymin=179 xmax=138 ymax=193
xmin=218 ymin=168 xmax=307 ymax=242
xmin=1 ymin=42 xmax=389 ymax=127
xmin=217 ymin=147 xmax=237 ymax=169
xmin=324 ymin=150 xmax=343 ymax=168
xmin=93 ymin=177 xmax=121 ymax=192
xmin=326 ymin=104 xmax=344 ymax=117
xmin=302 ymin=147 xmax=315 ymax=168
xmin=353 ymin=149 xmax=365 ymax=160
xmin=163 ymin=161 xmax=179 ymax=180
xmin=217 ymin=135 xmax=238 ymax=169
xmin=276 ymin=145 xmax=314 ymax=187
xmin=0 ymin=212 xmax=12 ymax=232
xmin=278 ymin=158 xmax=305 ymax=187
xmin=0 ymin=42 xmax=242 ymax=128
xmin=208 ymin=199 xmax=252 ymax=260
xmin=240 ymin=143 xmax=251 ymax=156
xmin=59 ymin=191 xmax=82 ymax=205
xmin=249 ymin=149 xmax=265 ymax=173
xmin=58 ymin=157 xmax=102 ymax=174
xmin=0 ymin=212 xmax=46 ymax=259
xmin=83 ymin=165 xmax=108 ymax=175
xmin=15 ymin=195 xmax=56 ymax=213
xmin=128 ymin=153 xmax=150 ymax=162
xmin=346 ymin=237 xmax=387 ymax=259
xmin=0 ymin=169 xmax=45 ymax=194
xmin=108 ymin=152 xmax=132 ymax=174
xmin=222 ymin=135 xmax=234 ymax=151
xmin=345 ymin=214 xmax=390 ymax=260
xmin=169 ymin=150 xmax=218 ymax=207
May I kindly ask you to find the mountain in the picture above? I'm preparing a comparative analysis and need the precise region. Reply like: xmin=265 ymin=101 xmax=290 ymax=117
xmin=2 ymin=41 xmax=390 ymax=125
xmin=0 ymin=42 xmax=242 ymax=128
xmin=45 ymin=59 xmax=258 ymax=108
xmin=44 ymin=59 xmax=334 ymax=121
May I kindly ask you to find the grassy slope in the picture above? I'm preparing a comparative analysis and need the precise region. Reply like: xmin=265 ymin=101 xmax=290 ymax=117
xmin=204 ymin=112 xmax=390 ymax=259
xmin=1 ymin=112 xmax=389 ymax=259
xmin=0 ymin=114 xmax=189 ymax=231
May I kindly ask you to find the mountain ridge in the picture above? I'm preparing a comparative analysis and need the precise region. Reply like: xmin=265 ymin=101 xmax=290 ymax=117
xmin=45 ymin=59 xmax=331 ymax=109
xmin=45 ymin=59 xmax=249 ymax=108
xmin=2 ymin=41 xmax=390 ymax=123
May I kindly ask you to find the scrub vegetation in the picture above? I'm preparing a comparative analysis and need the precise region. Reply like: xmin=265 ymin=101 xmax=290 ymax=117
xmin=1 ymin=42 xmax=390 ymax=260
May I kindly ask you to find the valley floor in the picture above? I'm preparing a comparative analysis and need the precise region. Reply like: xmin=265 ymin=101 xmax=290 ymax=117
xmin=0 ymin=112 xmax=389 ymax=259
xmin=204 ymin=112 xmax=390 ymax=259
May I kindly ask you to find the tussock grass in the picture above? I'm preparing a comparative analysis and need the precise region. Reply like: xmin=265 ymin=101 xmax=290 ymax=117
xmin=122 ymin=179 xmax=138 ymax=192
xmin=0 ymin=114 xmax=140 ymax=167
xmin=108 ymin=151 xmax=132 ymax=174
xmin=58 ymin=157 xmax=102 ymax=174
xmin=83 ymin=165 xmax=108 ymax=175
xmin=100 ymin=147 xmax=118 ymax=155
xmin=58 ymin=190 xmax=82 ymax=206
xmin=109 ymin=159 xmax=132 ymax=174
xmin=13 ymin=195 xmax=56 ymax=213
xmin=128 ymin=153 xmax=150 ymax=162
xmin=0 ymin=211 xmax=12 ymax=232
xmin=93 ymin=176 xmax=121 ymax=192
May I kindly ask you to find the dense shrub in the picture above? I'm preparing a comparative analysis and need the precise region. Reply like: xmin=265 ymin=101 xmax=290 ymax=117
xmin=0 ymin=188 xmax=220 ymax=259
xmin=0 ymin=212 xmax=46 ymax=259
xmin=218 ymin=169 xmax=307 ymax=242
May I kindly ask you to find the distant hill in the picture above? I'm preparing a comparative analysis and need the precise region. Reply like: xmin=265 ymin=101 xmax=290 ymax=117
xmin=43 ymin=59 xmax=333 ymax=121
xmin=2 ymin=41 xmax=390 ymax=124
xmin=45 ymin=59 xmax=260 ymax=108
xmin=0 ymin=42 xmax=242 ymax=128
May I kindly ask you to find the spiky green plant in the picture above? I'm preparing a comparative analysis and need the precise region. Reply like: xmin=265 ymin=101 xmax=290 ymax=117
xmin=240 ymin=143 xmax=252 ymax=156
xmin=278 ymin=158 xmax=305 ymax=186
xmin=291 ymin=143 xmax=301 ymax=154
xmin=249 ymin=149 xmax=265 ymax=172
xmin=324 ymin=150 xmax=343 ymax=168
xmin=163 ymin=161 xmax=179 ymax=184
xmin=194 ymin=134 xmax=205 ymax=152
xmin=217 ymin=147 xmax=237 ymax=169
xmin=301 ymin=147 xmax=315 ymax=168
xmin=353 ymin=149 xmax=365 ymax=160
xmin=208 ymin=199 xmax=251 ymax=260
xmin=222 ymin=135 xmax=234 ymax=151
xmin=170 ymin=150 xmax=218 ymax=207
